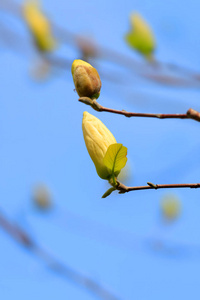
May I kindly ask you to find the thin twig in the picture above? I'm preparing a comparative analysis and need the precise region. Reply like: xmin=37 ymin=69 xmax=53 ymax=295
xmin=0 ymin=210 xmax=121 ymax=300
xmin=115 ymin=181 xmax=200 ymax=194
xmin=79 ymin=98 xmax=200 ymax=123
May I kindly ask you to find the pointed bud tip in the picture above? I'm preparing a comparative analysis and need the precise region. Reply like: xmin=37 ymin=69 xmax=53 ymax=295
xmin=71 ymin=59 xmax=92 ymax=75
xmin=83 ymin=111 xmax=90 ymax=118
xmin=83 ymin=111 xmax=95 ymax=123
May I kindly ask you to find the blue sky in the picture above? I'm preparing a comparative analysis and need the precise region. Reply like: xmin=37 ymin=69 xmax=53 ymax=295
xmin=0 ymin=0 xmax=200 ymax=299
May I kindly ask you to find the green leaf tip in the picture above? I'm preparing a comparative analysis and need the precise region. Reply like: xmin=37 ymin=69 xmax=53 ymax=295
xmin=102 ymin=187 xmax=116 ymax=198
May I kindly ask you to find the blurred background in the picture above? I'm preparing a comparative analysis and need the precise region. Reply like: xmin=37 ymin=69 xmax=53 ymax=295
xmin=0 ymin=0 xmax=200 ymax=299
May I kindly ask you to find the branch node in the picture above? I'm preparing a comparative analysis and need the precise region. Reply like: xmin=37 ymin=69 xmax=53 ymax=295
xmin=191 ymin=183 xmax=200 ymax=189
xmin=156 ymin=114 xmax=162 ymax=119
xmin=92 ymin=100 xmax=102 ymax=111
xmin=187 ymin=108 xmax=200 ymax=122
xmin=116 ymin=181 xmax=129 ymax=193
xmin=147 ymin=182 xmax=158 ymax=189
xmin=122 ymin=110 xmax=131 ymax=117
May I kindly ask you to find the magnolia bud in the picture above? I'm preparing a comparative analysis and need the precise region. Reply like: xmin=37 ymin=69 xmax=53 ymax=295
xmin=82 ymin=111 xmax=116 ymax=179
xmin=72 ymin=60 xmax=101 ymax=99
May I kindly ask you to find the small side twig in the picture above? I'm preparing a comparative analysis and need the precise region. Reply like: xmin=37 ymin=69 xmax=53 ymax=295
xmin=78 ymin=98 xmax=200 ymax=123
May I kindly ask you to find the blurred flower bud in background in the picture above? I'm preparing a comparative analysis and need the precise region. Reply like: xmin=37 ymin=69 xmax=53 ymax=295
xmin=125 ymin=12 xmax=156 ymax=60
xmin=31 ymin=58 xmax=51 ymax=80
xmin=161 ymin=194 xmax=181 ymax=222
xmin=76 ymin=36 xmax=98 ymax=60
xmin=33 ymin=184 xmax=52 ymax=210
xmin=23 ymin=0 xmax=57 ymax=52
xmin=71 ymin=59 xmax=101 ymax=99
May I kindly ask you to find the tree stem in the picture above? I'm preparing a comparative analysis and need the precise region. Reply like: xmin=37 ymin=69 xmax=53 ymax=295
xmin=116 ymin=181 xmax=200 ymax=194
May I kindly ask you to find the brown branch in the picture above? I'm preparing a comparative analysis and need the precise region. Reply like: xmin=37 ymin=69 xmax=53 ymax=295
xmin=78 ymin=98 xmax=200 ymax=122
xmin=0 ymin=211 xmax=35 ymax=247
xmin=116 ymin=181 xmax=200 ymax=194
xmin=0 ymin=210 xmax=121 ymax=300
